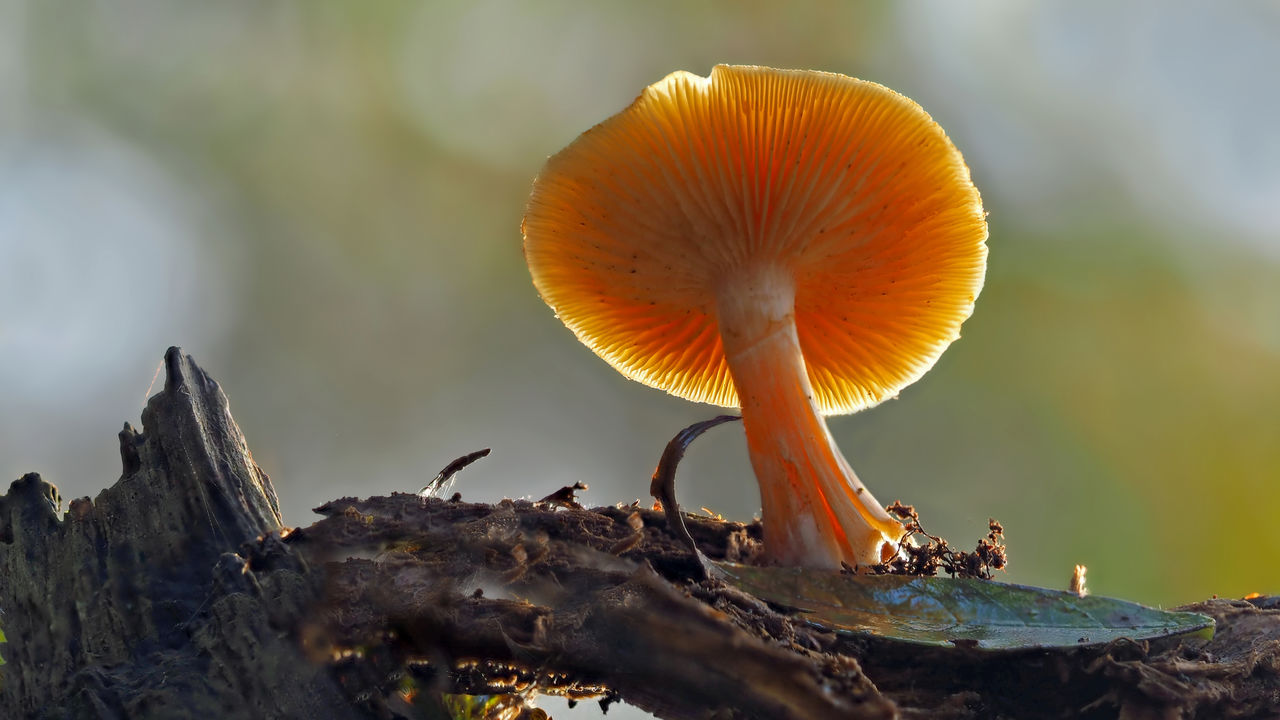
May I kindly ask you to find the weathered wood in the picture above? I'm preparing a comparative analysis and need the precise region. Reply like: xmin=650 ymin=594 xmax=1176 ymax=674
xmin=301 ymin=495 xmax=1280 ymax=720
xmin=1 ymin=348 xmax=1277 ymax=719
xmin=0 ymin=348 xmax=358 ymax=719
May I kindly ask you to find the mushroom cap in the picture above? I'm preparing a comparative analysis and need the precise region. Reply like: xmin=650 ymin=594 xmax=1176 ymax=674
xmin=523 ymin=65 xmax=988 ymax=414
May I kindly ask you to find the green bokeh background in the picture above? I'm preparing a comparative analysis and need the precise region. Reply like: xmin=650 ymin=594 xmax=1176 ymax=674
xmin=2 ymin=5 xmax=1277 ymax=716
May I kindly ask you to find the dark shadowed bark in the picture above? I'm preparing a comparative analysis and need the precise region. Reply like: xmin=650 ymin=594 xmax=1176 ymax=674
xmin=1 ymin=348 xmax=1276 ymax=719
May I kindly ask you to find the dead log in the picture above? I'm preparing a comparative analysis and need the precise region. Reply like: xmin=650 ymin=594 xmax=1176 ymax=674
xmin=0 ymin=349 xmax=357 ymax=720
xmin=1 ymin=348 xmax=1276 ymax=719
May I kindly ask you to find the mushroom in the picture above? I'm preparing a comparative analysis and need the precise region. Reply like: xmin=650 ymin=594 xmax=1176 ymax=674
xmin=522 ymin=65 xmax=987 ymax=569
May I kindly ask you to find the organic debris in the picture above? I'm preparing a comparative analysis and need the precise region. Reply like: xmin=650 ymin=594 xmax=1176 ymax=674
xmin=420 ymin=448 xmax=492 ymax=498
xmin=536 ymin=482 xmax=589 ymax=510
xmin=862 ymin=501 xmax=1008 ymax=580
xmin=1070 ymin=564 xmax=1089 ymax=597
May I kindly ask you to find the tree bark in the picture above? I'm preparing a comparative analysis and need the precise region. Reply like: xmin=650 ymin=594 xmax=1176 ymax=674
xmin=1 ymin=348 xmax=1276 ymax=719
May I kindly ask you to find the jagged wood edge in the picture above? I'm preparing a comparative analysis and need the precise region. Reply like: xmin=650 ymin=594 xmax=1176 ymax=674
xmin=0 ymin=348 xmax=360 ymax=720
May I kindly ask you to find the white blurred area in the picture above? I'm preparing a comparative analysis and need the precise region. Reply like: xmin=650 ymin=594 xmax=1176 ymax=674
xmin=893 ymin=1 xmax=1280 ymax=352
xmin=899 ymin=1 xmax=1280 ymax=249
xmin=0 ymin=122 xmax=238 ymax=486
xmin=2 ymin=3 xmax=1277 ymax=718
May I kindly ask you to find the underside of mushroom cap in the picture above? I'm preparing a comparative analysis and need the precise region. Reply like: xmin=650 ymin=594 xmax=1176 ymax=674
xmin=523 ymin=64 xmax=988 ymax=414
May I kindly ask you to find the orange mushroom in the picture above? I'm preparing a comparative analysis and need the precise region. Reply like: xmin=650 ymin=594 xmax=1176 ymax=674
xmin=522 ymin=65 xmax=987 ymax=569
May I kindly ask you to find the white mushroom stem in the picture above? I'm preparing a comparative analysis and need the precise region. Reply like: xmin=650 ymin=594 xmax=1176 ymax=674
xmin=717 ymin=264 xmax=905 ymax=568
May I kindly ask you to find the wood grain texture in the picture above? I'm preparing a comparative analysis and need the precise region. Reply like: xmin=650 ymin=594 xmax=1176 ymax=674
xmin=0 ymin=348 xmax=356 ymax=720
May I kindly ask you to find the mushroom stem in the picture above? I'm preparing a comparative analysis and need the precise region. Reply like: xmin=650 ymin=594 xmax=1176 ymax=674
xmin=717 ymin=265 xmax=905 ymax=568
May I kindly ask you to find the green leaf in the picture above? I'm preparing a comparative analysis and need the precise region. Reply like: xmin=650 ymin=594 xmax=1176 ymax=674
xmin=714 ymin=562 xmax=1214 ymax=651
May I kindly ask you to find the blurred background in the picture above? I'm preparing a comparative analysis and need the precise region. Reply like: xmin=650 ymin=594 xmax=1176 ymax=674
xmin=2 ymin=2 xmax=1277 ymax=716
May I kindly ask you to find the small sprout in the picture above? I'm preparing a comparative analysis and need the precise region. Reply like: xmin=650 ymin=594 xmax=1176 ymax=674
xmin=647 ymin=415 xmax=742 ymax=577
xmin=1070 ymin=565 xmax=1088 ymax=597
